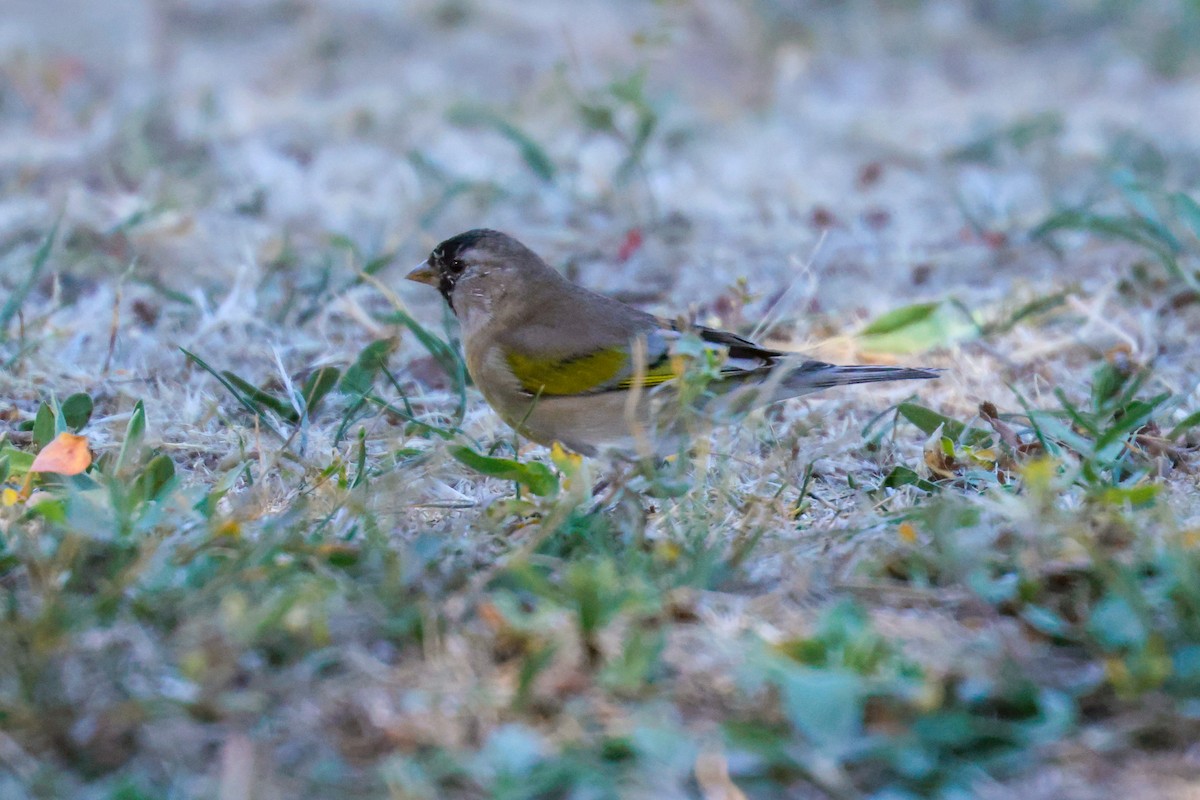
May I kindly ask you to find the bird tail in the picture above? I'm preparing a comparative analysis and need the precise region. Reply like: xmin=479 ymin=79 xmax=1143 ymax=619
xmin=781 ymin=360 xmax=941 ymax=393
xmin=672 ymin=358 xmax=940 ymax=437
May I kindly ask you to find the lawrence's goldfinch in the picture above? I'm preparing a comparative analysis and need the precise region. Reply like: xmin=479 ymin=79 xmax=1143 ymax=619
xmin=407 ymin=229 xmax=937 ymax=456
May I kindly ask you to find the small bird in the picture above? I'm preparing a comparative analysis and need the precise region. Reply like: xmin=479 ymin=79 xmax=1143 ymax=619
xmin=407 ymin=229 xmax=937 ymax=457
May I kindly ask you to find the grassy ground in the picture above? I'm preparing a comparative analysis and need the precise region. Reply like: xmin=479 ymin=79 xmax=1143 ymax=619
xmin=3 ymin=1 xmax=1200 ymax=798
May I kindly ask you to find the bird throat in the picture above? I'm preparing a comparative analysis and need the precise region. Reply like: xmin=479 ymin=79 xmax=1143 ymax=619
xmin=438 ymin=272 xmax=459 ymax=312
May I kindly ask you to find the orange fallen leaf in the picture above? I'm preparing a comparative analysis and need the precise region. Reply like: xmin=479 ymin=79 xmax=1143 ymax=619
xmin=476 ymin=600 xmax=508 ymax=633
xmin=30 ymin=432 xmax=92 ymax=476
xmin=923 ymin=440 xmax=959 ymax=479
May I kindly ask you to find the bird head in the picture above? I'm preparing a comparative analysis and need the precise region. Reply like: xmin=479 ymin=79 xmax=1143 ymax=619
xmin=407 ymin=229 xmax=546 ymax=319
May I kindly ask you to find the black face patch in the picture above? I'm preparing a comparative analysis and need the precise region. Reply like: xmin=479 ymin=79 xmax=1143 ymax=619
xmin=428 ymin=229 xmax=498 ymax=312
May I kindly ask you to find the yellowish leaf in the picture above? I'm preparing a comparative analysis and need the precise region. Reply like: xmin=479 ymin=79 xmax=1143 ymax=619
xmin=913 ymin=676 xmax=945 ymax=712
xmin=968 ymin=447 xmax=997 ymax=465
xmin=1 ymin=487 xmax=18 ymax=506
xmin=30 ymin=432 xmax=91 ymax=476
xmin=1021 ymin=456 xmax=1057 ymax=490
xmin=669 ymin=354 xmax=689 ymax=379
xmin=898 ymin=521 xmax=918 ymax=544
xmin=550 ymin=441 xmax=582 ymax=477
xmin=923 ymin=443 xmax=958 ymax=478
xmin=655 ymin=541 xmax=682 ymax=563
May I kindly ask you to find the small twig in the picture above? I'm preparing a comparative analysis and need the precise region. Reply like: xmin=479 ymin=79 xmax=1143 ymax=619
xmin=102 ymin=281 xmax=121 ymax=376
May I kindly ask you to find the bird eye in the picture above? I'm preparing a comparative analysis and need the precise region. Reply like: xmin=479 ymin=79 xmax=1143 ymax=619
xmin=448 ymin=258 xmax=465 ymax=273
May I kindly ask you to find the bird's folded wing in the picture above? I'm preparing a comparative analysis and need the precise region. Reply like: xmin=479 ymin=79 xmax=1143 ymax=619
xmin=503 ymin=323 xmax=782 ymax=397
xmin=504 ymin=336 xmax=673 ymax=396
xmin=505 ymin=347 xmax=633 ymax=395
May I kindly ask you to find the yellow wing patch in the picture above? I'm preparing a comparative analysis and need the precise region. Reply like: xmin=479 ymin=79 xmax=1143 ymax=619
xmin=615 ymin=356 xmax=678 ymax=389
xmin=506 ymin=348 xmax=627 ymax=396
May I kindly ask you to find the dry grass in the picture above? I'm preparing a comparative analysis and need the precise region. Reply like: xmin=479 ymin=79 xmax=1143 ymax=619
xmin=3 ymin=1 xmax=1200 ymax=798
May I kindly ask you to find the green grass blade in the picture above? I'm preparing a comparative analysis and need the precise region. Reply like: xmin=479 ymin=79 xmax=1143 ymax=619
xmin=181 ymin=348 xmax=285 ymax=439
xmin=114 ymin=400 xmax=146 ymax=475
xmin=0 ymin=219 xmax=60 ymax=339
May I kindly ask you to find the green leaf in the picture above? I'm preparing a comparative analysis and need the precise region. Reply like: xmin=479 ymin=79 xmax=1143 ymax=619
xmin=984 ymin=291 xmax=1069 ymax=335
xmin=376 ymin=310 xmax=469 ymax=425
xmin=1087 ymin=595 xmax=1147 ymax=651
xmin=516 ymin=643 xmax=557 ymax=708
xmin=338 ymin=364 xmax=373 ymax=400
xmin=859 ymin=302 xmax=941 ymax=335
xmin=334 ymin=339 xmax=400 ymax=444
xmin=566 ymin=559 xmax=621 ymax=637
xmin=1032 ymin=210 xmax=1180 ymax=264
xmin=1172 ymin=645 xmax=1200 ymax=685
xmin=447 ymin=106 xmax=556 ymax=182
xmin=221 ymin=371 xmax=293 ymax=417
xmin=1111 ymin=169 xmax=1180 ymax=251
xmin=362 ymin=251 xmax=396 ymax=277
xmin=32 ymin=403 xmax=55 ymax=449
xmin=496 ymin=121 xmax=556 ymax=182
xmin=181 ymin=348 xmax=286 ymax=439
xmin=1026 ymin=411 xmax=1094 ymax=458
xmin=1093 ymin=395 xmax=1163 ymax=462
xmin=115 ymin=400 xmax=146 ymax=475
xmin=193 ymin=463 xmax=247 ymax=518
xmin=132 ymin=453 xmax=176 ymax=503
xmin=616 ymin=110 xmax=658 ymax=184
xmin=1169 ymin=409 xmax=1200 ymax=440
xmin=448 ymin=445 xmax=558 ymax=496
xmin=857 ymin=301 xmax=979 ymax=354
xmin=61 ymin=393 xmax=94 ymax=431
xmin=326 ymin=233 xmax=360 ymax=258
xmin=1090 ymin=362 xmax=1129 ymax=407
xmin=1171 ymin=192 xmax=1200 ymax=242
xmin=378 ymin=311 xmax=465 ymax=389
xmin=132 ymin=275 xmax=197 ymax=308
xmin=51 ymin=396 xmax=69 ymax=437
xmin=300 ymin=366 xmax=341 ymax=416
xmin=578 ymin=103 xmax=615 ymax=132
xmin=776 ymin=667 xmax=863 ymax=752
xmin=609 ymin=70 xmax=649 ymax=107
xmin=350 ymin=426 xmax=369 ymax=489
xmin=879 ymin=465 xmax=940 ymax=493
xmin=949 ymin=112 xmax=1063 ymax=163
xmin=0 ymin=446 xmax=34 ymax=474
xmin=896 ymin=403 xmax=991 ymax=446
xmin=339 ymin=338 xmax=397 ymax=398
xmin=1021 ymin=605 xmax=1071 ymax=638
xmin=1097 ymin=483 xmax=1159 ymax=509
xmin=602 ymin=625 xmax=665 ymax=693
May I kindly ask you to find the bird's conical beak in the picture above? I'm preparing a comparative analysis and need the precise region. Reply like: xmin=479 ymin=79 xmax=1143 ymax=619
xmin=406 ymin=260 xmax=438 ymax=286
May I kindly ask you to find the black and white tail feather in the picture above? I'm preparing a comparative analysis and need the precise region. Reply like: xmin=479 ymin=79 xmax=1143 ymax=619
xmin=671 ymin=323 xmax=939 ymax=399
xmin=782 ymin=361 xmax=941 ymax=391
